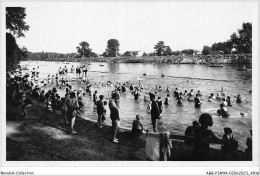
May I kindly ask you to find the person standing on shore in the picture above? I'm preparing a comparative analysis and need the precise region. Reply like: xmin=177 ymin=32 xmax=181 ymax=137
xmin=150 ymin=93 xmax=160 ymax=132
xmin=96 ymin=95 xmax=105 ymax=128
xmin=71 ymin=65 xmax=75 ymax=76
xmin=61 ymin=93 xmax=70 ymax=125
xmin=109 ymin=94 xmax=120 ymax=143
xmin=66 ymin=92 xmax=79 ymax=134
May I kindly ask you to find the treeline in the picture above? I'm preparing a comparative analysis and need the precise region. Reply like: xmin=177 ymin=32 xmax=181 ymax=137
xmin=23 ymin=51 xmax=77 ymax=61
xmin=202 ymin=22 xmax=252 ymax=55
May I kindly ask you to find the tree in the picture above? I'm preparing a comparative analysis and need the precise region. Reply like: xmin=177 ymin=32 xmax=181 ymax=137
xmin=237 ymin=22 xmax=252 ymax=54
xmin=6 ymin=7 xmax=29 ymax=70
xmin=6 ymin=33 xmax=26 ymax=70
xmin=123 ymin=51 xmax=131 ymax=57
xmin=6 ymin=7 xmax=30 ymax=38
xmin=142 ymin=52 xmax=148 ymax=56
xmin=164 ymin=46 xmax=173 ymax=56
xmin=154 ymin=41 xmax=166 ymax=56
xmin=104 ymin=39 xmax=120 ymax=57
xmin=172 ymin=50 xmax=181 ymax=55
xmin=202 ymin=46 xmax=211 ymax=55
xmin=181 ymin=49 xmax=194 ymax=55
xmin=76 ymin=41 xmax=93 ymax=58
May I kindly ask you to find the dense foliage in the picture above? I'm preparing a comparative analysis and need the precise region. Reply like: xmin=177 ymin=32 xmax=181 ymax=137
xmin=76 ymin=41 xmax=97 ymax=58
xmin=6 ymin=7 xmax=29 ymax=38
xmin=202 ymin=22 xmax=252 ymax=55
xmin=6 ymin=7 xmax=29 ymax=70
xmin=102 ymin=39 xmax=120 ymax=57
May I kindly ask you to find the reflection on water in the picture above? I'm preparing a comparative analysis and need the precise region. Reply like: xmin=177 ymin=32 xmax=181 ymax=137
xmin=20 ymin=61 xmax=252 ymax=151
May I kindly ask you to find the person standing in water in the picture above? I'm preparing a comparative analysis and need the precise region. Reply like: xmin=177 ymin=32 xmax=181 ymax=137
xmin=93 ymin=90 xmax=98 ymax=105
xmin=194 ymin=94 xmax=202 ymax=108
xmin=156 ymin=97 xmax=163 ymax=115
xmin=71 ymin=65 xmax=75 ymax=76
xmin=164 ymin=94 xmax=170 ymax=105
xmin=150 ymin=94 xmax=160 ymax=132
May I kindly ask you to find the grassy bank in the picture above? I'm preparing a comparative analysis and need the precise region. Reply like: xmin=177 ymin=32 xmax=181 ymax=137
xmin=6 ymin=97 xmax=249 ymax=161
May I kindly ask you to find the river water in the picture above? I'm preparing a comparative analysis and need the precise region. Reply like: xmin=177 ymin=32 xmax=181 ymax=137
xmin=20 ymin=61 xmax=252 ymax=151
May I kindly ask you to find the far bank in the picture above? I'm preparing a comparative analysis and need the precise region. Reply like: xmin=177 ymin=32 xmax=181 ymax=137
xmin=21 ymin=54 xmax=252 ymax=65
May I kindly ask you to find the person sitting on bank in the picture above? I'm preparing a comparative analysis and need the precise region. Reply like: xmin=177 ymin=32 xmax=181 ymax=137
xmin=245 ymin=130 xmax=252 ymax=160
xmin=193 ymin=113 xmax=220 ymax=160
xmin=221 ymin=127 xmax=238 ymax=154
xmin=185 ymin=121 xmax=200 ymax=144
xmin=132 ymin=115 xmax=144 ymax=136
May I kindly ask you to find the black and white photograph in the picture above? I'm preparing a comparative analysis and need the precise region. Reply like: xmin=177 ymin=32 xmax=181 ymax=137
xmin=1 ymin=1 xmax=259 ymax=175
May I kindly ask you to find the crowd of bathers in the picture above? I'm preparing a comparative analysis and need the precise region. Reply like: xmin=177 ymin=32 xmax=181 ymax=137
xmin=6 ymin=64 xmax=252 ymax=160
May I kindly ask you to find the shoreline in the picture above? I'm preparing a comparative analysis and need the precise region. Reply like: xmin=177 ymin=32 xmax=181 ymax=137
xmin=6 ymin=97 xmax=249 ymax=161
xmin=21 ymin=54 xmax=252 ymax=65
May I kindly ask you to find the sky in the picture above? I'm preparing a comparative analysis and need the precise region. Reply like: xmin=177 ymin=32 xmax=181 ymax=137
xmin=5 ymin=2 xmax=256 ymax=54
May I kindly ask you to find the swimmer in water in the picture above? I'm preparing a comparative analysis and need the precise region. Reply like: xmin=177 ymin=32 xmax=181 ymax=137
xmin=226 ymin=96 xmax=233 ymax=106
xmin=174 ymin=88 xmax=178 ymax=97
xmin=208 ymin=93 xmax=215 ymax=102
xmin=196 ymin=90 xmax=202 ymax=97
xmin=217 ymin=103 xmax=229 ymax=118
xmin=177 ymin=92 xmax=183 ymax=105
xmin=194 ymin=94 xmax=201 ymax=108
xmin=235 ymin=94 xmax=243 ymax=103
xmin=216 ymin=93 xmax=222 ymax=100
xmin=188 ymin=94 xmax=194 ymax=101
xmin=129 ymin=83 xmax=134 ymax=91
xmin=188 ymin=89 xmax=194 ymax=97
xmin=164 ymin=94 xmax=170 ymax=105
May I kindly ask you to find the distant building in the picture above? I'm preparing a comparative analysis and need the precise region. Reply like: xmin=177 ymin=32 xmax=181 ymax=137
xmin=123 ymin=50 xmax=142 ymax=57
xmin=194 ymin=50 xmax=202 ymax=55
